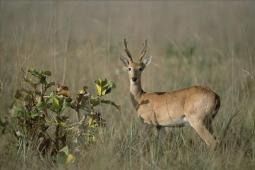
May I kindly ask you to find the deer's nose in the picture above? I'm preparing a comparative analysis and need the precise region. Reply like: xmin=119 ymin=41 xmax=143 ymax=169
xmin=132 ymin=77 xmax=137 ymax=82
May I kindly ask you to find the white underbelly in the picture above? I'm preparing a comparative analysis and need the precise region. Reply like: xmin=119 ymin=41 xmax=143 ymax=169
xmin=159 ymin=117 xmax=189 ymax=127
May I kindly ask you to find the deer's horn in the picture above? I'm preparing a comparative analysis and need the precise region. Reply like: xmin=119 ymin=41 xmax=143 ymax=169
xmin=139 ymin=40 xmax=148 ymax=61
xmin=123 ymin=39 xmax=133 ymax=62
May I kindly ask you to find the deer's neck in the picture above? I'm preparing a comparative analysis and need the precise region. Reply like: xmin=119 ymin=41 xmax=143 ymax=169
xmin=129 ymin=80 xmax=144 ymax=108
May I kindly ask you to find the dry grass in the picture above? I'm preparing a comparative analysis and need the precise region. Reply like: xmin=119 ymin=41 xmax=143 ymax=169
xmin=0 ymin=1 xmax=255 ymax=170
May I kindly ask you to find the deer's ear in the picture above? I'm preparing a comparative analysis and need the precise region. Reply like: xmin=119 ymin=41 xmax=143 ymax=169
xmin=120 ymin=56 xmax=129 ymax=67
xmin=141 ymin=56 xmax=152 ymax=66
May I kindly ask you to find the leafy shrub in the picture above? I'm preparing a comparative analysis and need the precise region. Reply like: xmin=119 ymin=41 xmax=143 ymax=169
xmin=0 ymin=68 xmax=119 ymax=164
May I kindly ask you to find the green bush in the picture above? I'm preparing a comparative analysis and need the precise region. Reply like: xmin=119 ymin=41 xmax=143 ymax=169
xmin=0 ymin=68 xmax=119 ymax=164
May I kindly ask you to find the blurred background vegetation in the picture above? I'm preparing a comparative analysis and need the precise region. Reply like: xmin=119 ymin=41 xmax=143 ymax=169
xmin=0 ymin=1 xmax=255 ymax=170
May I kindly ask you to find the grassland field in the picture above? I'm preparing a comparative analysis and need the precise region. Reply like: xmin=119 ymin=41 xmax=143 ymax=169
xmin=0 ymin=1 xmax=255 ymax=170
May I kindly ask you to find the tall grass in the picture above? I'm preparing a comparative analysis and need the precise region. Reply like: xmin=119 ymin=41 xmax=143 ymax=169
xmin=0 ymin=1 xmax=255 ymax=170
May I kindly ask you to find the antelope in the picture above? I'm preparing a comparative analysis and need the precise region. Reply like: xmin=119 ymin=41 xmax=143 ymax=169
xmin=120 ymin=39 xmax=221 ymax=149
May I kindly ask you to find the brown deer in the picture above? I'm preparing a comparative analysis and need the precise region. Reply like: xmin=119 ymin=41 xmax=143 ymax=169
xmin=120 ymin=39 xmax=220 ymax=149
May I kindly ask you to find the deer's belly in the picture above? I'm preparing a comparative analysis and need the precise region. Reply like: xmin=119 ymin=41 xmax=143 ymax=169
xmin=137 ymin=103 xmax=189 ymax=127
xmin=159 ymin=116 xmax=189 ymax=127
xmin=138 ymin=111 xmax=189 ymax=127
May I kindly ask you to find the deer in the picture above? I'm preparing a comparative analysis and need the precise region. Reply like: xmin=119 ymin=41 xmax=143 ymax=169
xmin=120 ymin=39 xmax=221 ymax=149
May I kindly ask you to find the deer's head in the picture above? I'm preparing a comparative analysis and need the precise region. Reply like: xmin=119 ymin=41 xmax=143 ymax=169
xmin=120 ymin=39 xmax=151 ymax=84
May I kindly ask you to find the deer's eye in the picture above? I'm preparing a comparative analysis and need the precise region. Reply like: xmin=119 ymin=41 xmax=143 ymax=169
xmin=128 ymin=68 xmax=131 ymax=71
xmin=139 ymin=67 xmax=143 ymax=71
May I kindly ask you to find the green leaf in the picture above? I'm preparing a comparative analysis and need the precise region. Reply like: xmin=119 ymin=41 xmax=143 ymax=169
xmin=30 ymin=112 xmax=38 ymax=119
xmin=78 ymin=86 xmax=88 ymax=95
xmin=42 ymin=70 xmax=52 ymax=76
xmin=28 ymin=69 xmax=48 ymax=85
xmin=36 ymin=101 xmax=47 ymax=112
xmin=59 ymin=146 xmax=69 ymax=156
xmin=11 ymin=105 xmax=27 ymax=117
xmin=95 ymin=78 xmax=115 ymax=96
xmin=66 ymin=154 xmax=75 ymax=164
xmin=52 ymin=97 xmax=60 ymax=110
xmin=90 ymin=96 xmax=100 ymax=107
xmin=57 ymin=146 xmax=76 ymax=164
xmin=28 ymin=69 xmax=41 ymax=78
xmin=40 ymin=75 xmax=47 ymax=84
xmin=88 ymin=116 xmax=98 ymax=128
xmin=105 ymin=81 xmax=115 ymax=95
xmin=95 ymin=79 xmax=103 ymax=96
xmin=61 ymin=98 xmax=72 ymax=112
xmin=48 ymin=94 xmax=62 ymax=113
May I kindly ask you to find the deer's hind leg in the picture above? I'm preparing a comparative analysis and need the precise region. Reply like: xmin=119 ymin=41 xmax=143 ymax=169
xmin=187 ymin=116 xmax=217 ymax=150
xmin=204 ymin=115 xmax=214 ymax=134
xmin=203 ymin=108 xmax=220 ymax=144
